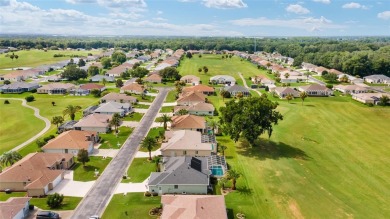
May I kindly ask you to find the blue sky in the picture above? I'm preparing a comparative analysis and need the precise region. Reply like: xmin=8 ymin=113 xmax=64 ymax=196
xmin=0 ymin=0 xmax=389 ymax=36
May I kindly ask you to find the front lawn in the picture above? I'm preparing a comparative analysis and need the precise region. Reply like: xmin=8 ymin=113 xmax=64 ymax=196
xmin=139 ymin=127 xmax=164 ymax=152
xmin=132 ymin=104 xmax=150 ymax=109
xmin=102 ymin=193 xmax=161 ymax=219
xmin=99 ymin=126 xmax=133 ymax=149
xmin=0 ymin=192 xmax=27 ymax=201
xmin=30 ymin=196 xmax=82 ymax=210
xmin=159 ymin=106 xmax=173 ymax=113
xmin=122 ymin=112 xmax=144 ymax=122
xmin=164 ymin=90 xmax=177 ymax=102
xmin=134 ymin=94 xmax=155 ymax=103
xmin=73 ymin=156 xmax=112 ymax=181
xmin=122 ymin=158 xmax=156 ymax=183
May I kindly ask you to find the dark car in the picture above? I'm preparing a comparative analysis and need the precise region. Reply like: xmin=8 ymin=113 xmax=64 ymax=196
xmin=36 ymin=211 xmax=60 ymax=219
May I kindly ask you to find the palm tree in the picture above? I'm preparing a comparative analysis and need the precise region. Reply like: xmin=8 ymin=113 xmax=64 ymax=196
xmin=160 ymin=114 xmax=171 ymax=130
xmin=102 ymin=78 xmax=107 ymax=86
xmin=63 ymin=105 xmax=82 ymax=120
xmin=110 ymin=113 xmax=122 ymax=133
xmin=208 ymin=119 xmax=219 ymax=134
xmin=220 ymin=90 xmax=228 ymax=101
xmin=286 ymin=93 xmax=294 ymax=103
xmin=218 ymin=177 xmax=229 ymax=190
xmin=300 ymin=91 xmax=308 ymax=106
xmin=152 ymin=156 xmax=161 ymax=172
xmin=226 ymin=169 xmax=241 ymax=190
xmin=177 ymin=109 xmax=189 ymax=115
xmin=219 ymin=145 xmax=227 ymax=156
xmin=141 ymin=136 xmax=157 ymax=160
xmin=51 ymin=116 xmax=64 ymax=128
xmin=203 ymin=66 xmax=208 ymax=74
xmin=304 ymin=72 xmax=311 ymax=83
xmin=198 ymin=67 xmax=202 ymax=73
xmin=0 ymin=151 xmax=22 ymax=167
xmin=284 ymin=72 xmax=290 ymax=79
xmin=379 ymin=95 xmax=389 ymax=106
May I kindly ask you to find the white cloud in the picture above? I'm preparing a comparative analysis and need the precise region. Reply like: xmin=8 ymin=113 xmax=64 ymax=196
xmin=153 ymin=17 xmax=167 ymax=22
xmin=203 ymin=0 xmax=247 ymax=9
xmin=286 ymin=4 xmax=310 ymax=14
xmin=156 ymin=10 xmax=163 ymax=15
xmin=230 ymin=16 xmax=344 ymax=32
xmin=378 ymin=11 xmax=390 ymax=20
xmin=342 ymin=2 xmax=368 ymax=9
xmin=65 ymin=0 xmax=96 ymax=4
xmin=312 ymin=0 xmax=331 ymax=4
xmin=97 ymin=0 xmax=147 ymax=8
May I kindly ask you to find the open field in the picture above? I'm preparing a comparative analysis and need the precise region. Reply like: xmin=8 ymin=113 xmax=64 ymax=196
xmin=220 ymin=95 xmax=390 ymax=218
xmin=0 ymin=99 xmax=45 ymax=153
xmin=0 ymin=49 xmax=100 ymax=75
xmin=102 ymin=193 xmax=161 ymax=219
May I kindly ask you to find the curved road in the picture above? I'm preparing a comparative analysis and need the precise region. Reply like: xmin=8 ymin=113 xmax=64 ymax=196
xmin=0 ymin=98 xmax=51 ymax=152
xmin=71 ymin=88 xmax=170 ymax=219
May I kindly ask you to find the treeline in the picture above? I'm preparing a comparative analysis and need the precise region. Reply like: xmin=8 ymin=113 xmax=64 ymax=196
xmin=1 ymin=36 xmax=389 ymax=77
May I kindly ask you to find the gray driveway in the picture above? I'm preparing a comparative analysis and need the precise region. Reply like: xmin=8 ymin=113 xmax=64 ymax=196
xmin=71 ymin=88 xmax=169 ymax=219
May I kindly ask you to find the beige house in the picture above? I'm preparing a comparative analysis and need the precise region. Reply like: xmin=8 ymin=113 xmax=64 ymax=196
xmin=174 ymin=102 xmax=215 ymax=116
xmin=37 ymin=83 xmax=75 ymax=95
xmin=314 ymin=66 xmax=329 ymax=76
xmin=73 ymin=113 xmax=112 ymax=133
xmin=299 ymin=84 xmax=333 ymax=96
xmin=161 ymin=130 xmax=216 ymax=157
xmin=182 ymin=84 xmax=214 ymax=95
xmin=0 ymin=153 xmax=74 ymax=197
xmin=145 ymin=74 xmax=162 ymax=83
xmin=120 ymin=83 xmax=146 ymax=94
xmin=161 ymin=195 xmax=227 ymax=219
xmin=177 ymin=91 xmax=206 ymax=106
xmin=352 ymin=93 xmax=390 ymax=105
xmin=180 ymin=75 xmax=200 ymax=85
xmin=101 ymin=92 xmax=138 ymax=104
xmin=0 ymin=197 xmax=32 ymax=219
xmin=42 ymin=130 xmax=98 ymax=155
xmin=333 ymin=85 xmax=368 ymax=94
xmin=273 ymin=87 xmax=300 ymax=99
xmin=170 ymin=115 xmax=207 ymax=133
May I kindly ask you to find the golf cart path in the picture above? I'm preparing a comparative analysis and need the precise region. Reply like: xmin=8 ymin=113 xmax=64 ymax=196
xmin=0 ymin=98 xmax=51 ymax=152
xmin=238 ymin=72 xmax=262 ymax=96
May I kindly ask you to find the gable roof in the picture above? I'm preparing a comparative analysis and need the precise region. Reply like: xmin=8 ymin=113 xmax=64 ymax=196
xmin=148 ymin=157 xmax=209 ymax=186
xmin=95 ymin=102 xmax=130 ymax=113
xmin=274 ymin=87 xmax=300 ymax=95
xmin=145 ymin=74 xmax=162 ymax=81
xmin=79 ymin=83 xmax=105 ymax=90
xmin=39 ymin=83 xmax=75 ymax=90
xmin=161 ymin=130 xmax=213 ymax=152
xmin=101 ymin=92 xmax=137 ymax=102
xmin=74 ymin=113 xmax=112 ymax=128
xmin=223 ymin=85 xmax=249 ymax=93
xmin=177 ymin=91 xmax=206 ymax=103
xmin=299 ymin=84 xmax=331 ymax=91
xmin=42 ymin=130 xmax=96 ymax=150
xmin=0 ymin=197 xmax=32 ymax=219
xmin=183 ymin=84 xmax=214 ymax=93
xmin=171 ymin=115 xmax=206 ymax=129
xmin=210 ymin=75 xmax=236 ymax=82
xmin=180 ymin=102 xmax=214 ymax=112
xmin=161 ymin=195 xmax=227 ymax=219
xmin=0 ymin=82 xmax=39 ymax=90
xmin=121 ymin=83 xmax=145 ymax=92
xmin=180 ymin=75 xmax=200 ymax=82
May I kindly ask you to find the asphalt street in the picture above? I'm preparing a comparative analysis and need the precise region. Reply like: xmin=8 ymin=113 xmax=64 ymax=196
xmin=71 ymin=88 xmax=169 ymax=219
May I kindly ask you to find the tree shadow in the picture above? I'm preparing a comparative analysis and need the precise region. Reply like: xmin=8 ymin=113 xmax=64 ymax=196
xmin=236 ymin=185 xmax=253 ymax=196
xmin=303 ymin=104 xmax=315 ymax=107
xmin=237 ymin=139 xmax=310 ymax=161
xmin=227 ymin=208 xmax=234 ymax=219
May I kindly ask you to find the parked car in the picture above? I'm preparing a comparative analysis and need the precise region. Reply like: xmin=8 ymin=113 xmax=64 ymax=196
xmin=89 ymin=216 xmax=100 ymax=219
xmin=36 ymin=211 xmax=60 ymax=219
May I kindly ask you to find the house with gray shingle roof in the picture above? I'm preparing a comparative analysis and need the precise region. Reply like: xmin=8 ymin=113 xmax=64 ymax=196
xmin=147 ymin=156 xmax=210 ymax=195
xmin=94 ymin=102 xmax=132 ymax=117
xmin=222 ymin=85 xmax=250 ymax=97
xmin=364 ymin=74 xmax=390 ymax=84
xmin=0 ymin=82 xmax=40 ymax=93
xmin=209 ymin=75 xmax=236 ymax=85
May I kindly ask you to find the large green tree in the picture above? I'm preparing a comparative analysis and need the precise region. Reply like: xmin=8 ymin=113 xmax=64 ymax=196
xmin=101 ymin=57 xmax=112 ymax=69
xmin=159 ymin=67 xmax=181 ymax=81
xmin=219 ymin=96 xmax=283 ymax=145
xmin=141 ymin=136 xmax=158 ymax=160
xmin=88 ymin=65 xmax=99 ymax=76
xmin=159 ymin=114 xmax=171 ymax=130
xmin=112 ymin=51 xmax=127 ymax=64
xmin=63 ymin=105 xmax=82 ymax=120
xmin=131 ymin=67 xmax=149 ymax=78
xmin=110 ymin=113 xmax=122 ymax=132
xmin=226 ymin=169 xmax=241 ymax=190
xmin=61 ymin=64 xmax=87 ymax=81
xmin=51 ymin=116 xmax=64 ymax=128
xmin=0 ymin=151 xmax=22 ymax=167
xmin=77 ymin=149 xmax=90 ymax=167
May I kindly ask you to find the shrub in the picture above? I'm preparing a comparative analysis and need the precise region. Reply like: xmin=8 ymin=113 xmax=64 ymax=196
xmin=367 ymin=103 xmax=374 ymax=107
xmin=4 ymin=100 xmax=10 ymax=104
xmin=43 ymin=135 xmax=55 ymax=142
xmin=36 ymin=139 xmax=46 ymax=148
xmin=144 ymin=191 xmax=151 ymax=197
xmin=25 ymin=95 xmax=35 ymax=102
xmin=151 ymin=192 xmax=158 ymax=197
xmin=30 ymin=89 xmax=37 ymax=93
xmin=326 ymin=84 xmax=334 ymax=89
xmin=47 ymin=193 xmax=64 ymax=209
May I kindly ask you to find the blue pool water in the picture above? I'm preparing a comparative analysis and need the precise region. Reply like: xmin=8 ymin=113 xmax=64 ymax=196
xmin=211 ymin=166 xmax=224 ymax=176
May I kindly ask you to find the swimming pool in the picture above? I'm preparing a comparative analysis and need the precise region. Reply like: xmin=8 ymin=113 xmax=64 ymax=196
xmin=210 ymin=166 xmax=224 ymax=176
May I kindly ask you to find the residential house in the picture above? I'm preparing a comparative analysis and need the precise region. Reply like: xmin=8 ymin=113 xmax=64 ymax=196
xmin=364 ymin=74 xmax=390 ymax=84
xmin=180 ymin=75 xmax=200 ymax=85
xmin=37 ymin=83 xmax=75 ymax=95
xmin=120 ymin=83 xmax=146 ymax=95
xmin=170 ymin=115 xmax=207 ymax=133
xmin=70 ymin=83 xmax=106 ymax=96
xmin=251 ymin=75 xmax=268 ymax=84
xmin=0 ymin=197 xmax=32 ymax=219
xmin=90 ymin=75 xmax=115 ymax=83
xmin=329 ymin=69 xmax=343 ymax=75
xmin=145 ymin=74 xmax=162 ymax=83
xmin=94 ymin=102 xmax=132 ymax=117
xmin=160 ymin=195 xmax=227 ymax=219
xmin=314 ymin=66 xmax=329 ymax=76
xmin=0 ymin=152 xmax=74 ymax=196
xmin=0 ymin=82 xmax=40 ymax=93
xmin=182 ymin=84 xmax=215 ymax=95
xmin=352 ymin=93 xmax=390 ymax=105
xmin=155 ymin=63 xmax=172 ymax=71
xmin=333 ymin=85 xmax=368 ymax=94
xmin=301 ymin=62 xmax=317 ymax=72
xmin=105 ymin=63 xmax=132 ymax=77
xmin=101 ymin=92 xmax=137 ymax=104
xmin=161 ymin=130 xmax=216 ymax=157
xmin=259 ymin=60 xmax=271 ymax=68
xmin=42 ymin=130 xmax=98 ymax=155
xmin=273 ymin=87 xmax=300 ymax=99
xmin=73 ymin=113 xmax=112 ymax=133
xmin=147 ymin=156 xmax=210 ymax=195
xmin=177 ymin=91 xmax=206 ymax=106
xmin=280 ymin=75 xmax=306 ymax=83
xmin=174 ymin=102 xmax=215 ymax=116
xmin=222 ymin=85 xmax=250 ymax=97
xmin=299 ymin=84 xmax=333 ymax=96
xmin=137 ymin=55 xmax=151 ymax=62
xmin=209 ymin=75 xmax=236 ymax=85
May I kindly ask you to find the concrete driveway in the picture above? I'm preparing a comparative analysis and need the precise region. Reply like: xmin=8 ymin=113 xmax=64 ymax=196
xmin=91 ymin=148 xmax=119 ymax=158
xmin=47 ymin=171 xmax=95 ymax=197
xmin=134 ymin=108 xmax=148 ymax=113
xmin=135 ymin=149 xmax=161 ymax=158
xmin=115 ymin=179 xmax=149 ymax=194
xmin=27 ymin=209 xmax=74 ymax=219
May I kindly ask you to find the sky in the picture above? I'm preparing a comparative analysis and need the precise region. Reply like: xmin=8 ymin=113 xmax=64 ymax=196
xmin=0 ymin=0 xmax=389 ymax=36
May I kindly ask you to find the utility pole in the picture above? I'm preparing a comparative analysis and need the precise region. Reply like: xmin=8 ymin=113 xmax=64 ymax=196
xmin=254 ymin=37 xmax=256 ymax=53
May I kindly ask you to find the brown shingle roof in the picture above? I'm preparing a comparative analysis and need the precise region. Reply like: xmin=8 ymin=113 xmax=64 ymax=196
xmin=183 ymin=84 xmax=214 ymax=93
xmin=121 ymin=83 xmax=145 ymax=93
xmin=177 ymin=91 xmax=206 ymax=103
xmin=42 ymin=130 xmax=97 ymax=150
xmin=101 ymin=93 xmax=137 ymax=102
xmin=0 ymin=197 xmax=32 ymax=219
xmin=80 ymin=83 xmax=105 ymax=90
xmin=74 ymin=113 xmax=112 ymax=128
xmin=171 ymin=115 xmax=206 ymax=129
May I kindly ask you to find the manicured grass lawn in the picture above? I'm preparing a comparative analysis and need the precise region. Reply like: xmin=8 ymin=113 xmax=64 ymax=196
xmin=0 ymin=192 xmax=27 ymax=201
xmin=122 ymin=158 xmax=156 ymax=183
xmin=139 ymin=127 xmax=164 ymax=152
xmin=102 ymin=193 xmax=161 ymax=219
xmin=30 ymin=196 xmax=82 ymax=210
xmin=134 ymin=94 xmax=155 ymax=103
xmin=132 ymin=104 xmax=150 ymax=109
xmin=159 ymin=106 xmax=173 ymax=113
xmin=18 ymin=128 xmax=57 ymax=157
xmin=99 ymin=127 xmax=133 ymax=149
xmin=164 ymin=90 xmax=177 ymax=102
xmin=73 ymin=156 xmax=112 ymax=181
xmin=0 ymin=49 xmax=99 ymax=74
xmin=123 ymin=112 xmax=144 ymax=122
xmin=0 ymin=99 xmax=45 ymax=153
xmin=219 ymin=95 xmax=390 ymax=218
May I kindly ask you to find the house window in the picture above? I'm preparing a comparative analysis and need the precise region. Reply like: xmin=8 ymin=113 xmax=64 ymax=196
xmin=183 ymin=151 xmax=187 ymax=155
xmin=174 ymin=185 xmax=178 ymax=189
xmin=159 ymin=187 xmax=161 ymax=191
xmin=195 ymin=151 xmax=198 ymax=155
